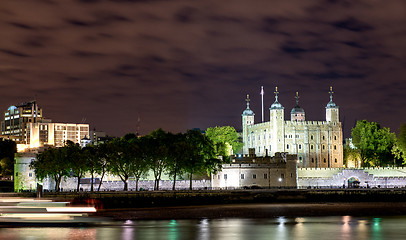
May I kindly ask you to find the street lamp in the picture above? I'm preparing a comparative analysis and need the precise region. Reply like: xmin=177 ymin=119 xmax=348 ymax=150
xmin=279 ymin=178 xmax=282 ymax=189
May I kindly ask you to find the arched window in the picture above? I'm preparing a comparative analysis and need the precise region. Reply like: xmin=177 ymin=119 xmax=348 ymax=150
xmin=287 ymin=144 xmax=290 ymax=149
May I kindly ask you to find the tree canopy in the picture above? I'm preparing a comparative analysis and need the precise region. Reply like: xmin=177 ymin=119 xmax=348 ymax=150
xmin=351 ymin=120 xmax=397 ymax=167
xmin=0 ymin=139 xmax=17 ymax=177
xmin=205 ymin=126 xmax=242 ymax=157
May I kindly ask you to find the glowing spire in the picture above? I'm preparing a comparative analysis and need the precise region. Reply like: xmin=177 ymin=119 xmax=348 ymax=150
xmin=329 ymin=86 xmax=334 ymax=102
xmin=295 ymin=92 xmax=300 ymax=106
xmin=274 ymin=87 xmax=279 ymax=102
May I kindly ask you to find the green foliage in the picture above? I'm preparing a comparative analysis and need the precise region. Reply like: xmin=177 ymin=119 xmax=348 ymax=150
xmin=105 ymin=137 xmax=134 ymax=191
xmin=205 ymin=126 xmax=243 ymax=157
xmin=343 ymin=143 xmax=361 ymax=168
xmin=351 ymin=120 xmax=397 ymax=167
xmin=397 ymin=124 xmax=406 ymax=163
xmin=31 ymin=147 xmax=71 ymax=191
xmin=0 ymin=139 xmax=17 ymax=177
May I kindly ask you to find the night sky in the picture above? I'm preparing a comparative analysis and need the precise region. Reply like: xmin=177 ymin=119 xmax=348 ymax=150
xmin=1 ymin=0 xmax=405 ymax=138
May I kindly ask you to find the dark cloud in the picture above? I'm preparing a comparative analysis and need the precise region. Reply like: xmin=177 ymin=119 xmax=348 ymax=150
xmin=0 ymin=0 xmax=405 ymax=137
xmin=332 ymin=17 xmax=373 ymax=32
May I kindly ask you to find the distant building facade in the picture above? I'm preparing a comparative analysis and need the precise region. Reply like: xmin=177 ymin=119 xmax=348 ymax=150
xmin=242 ymin=87 xmax=343 ymax=168
xmin=1 ymin=101 xmax=89 ymax=149
xmin=211 ymin=152 xmax=298 ymax=189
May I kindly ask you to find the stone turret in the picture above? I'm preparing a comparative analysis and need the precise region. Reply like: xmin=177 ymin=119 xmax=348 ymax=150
xmin=269 ymin=87 xmax=285 ymax=156
xmin=326 ymin=86 xmax=339 ymax=122
xmin=242 ymin=94 xmax=255 ymax=154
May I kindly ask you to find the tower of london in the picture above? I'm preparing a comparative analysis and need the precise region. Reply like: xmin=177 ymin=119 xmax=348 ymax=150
xmin=242 ymin=87 xmax=343 ymax=168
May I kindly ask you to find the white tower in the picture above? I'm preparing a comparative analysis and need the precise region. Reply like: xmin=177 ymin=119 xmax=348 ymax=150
xmin=269 ymin=87 xmax=285 ymax=156
xmin=326 ymin=86 xmax=339 ymax=122
xmin=242 ymin=94 xmax=255 ymax=154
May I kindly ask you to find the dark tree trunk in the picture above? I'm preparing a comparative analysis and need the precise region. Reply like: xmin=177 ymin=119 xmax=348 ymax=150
xmin=189 ymin=173 xmax=193 ymax=190
xmin=97 ymin=170 xmax=106 ymax=191
xmin=172 ymin=170 xmax=177 ymax=191
xmin=90 ymin=172 xmax=94 ymax=192
xmin=76 ymin=175 xmax=81 ymax=192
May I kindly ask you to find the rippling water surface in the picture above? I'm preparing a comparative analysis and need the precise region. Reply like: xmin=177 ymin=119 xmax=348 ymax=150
xmin=2 ymin=216 xmax=406 ymax=240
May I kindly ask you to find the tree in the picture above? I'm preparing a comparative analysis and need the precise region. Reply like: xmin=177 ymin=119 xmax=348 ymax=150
xmin=351 ymin=120 xmax=396 ymax=167
xmin=206 ymin=126 xmax=243 ymax=158
xmin=183 ymin=129 xmax=217 ymax=190
xmin=166 ymin=133 xmax=189 ymax=190
xmin=107 ymin=138 xmax=133 ymax=191
xmin=126 ymin=135 xmax=149 ymax=191
xmin=398 ymin=124 xmax=406 ymax=163
xmin=65 ymin=141 xmax=87 ymax=191
xmin=145 ymin=129 xmax=170 ymax=190
xmin=31 ymin=147 xmax=70 ymax=191
xmin=0 ymin=139 xmax=17 ymax=177
xmin=95 ymin=143 xmax=111 ymax=191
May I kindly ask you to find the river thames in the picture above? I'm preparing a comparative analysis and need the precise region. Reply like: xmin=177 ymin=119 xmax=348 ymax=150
xmin=1 ymin=215 xmax=406 ymax=240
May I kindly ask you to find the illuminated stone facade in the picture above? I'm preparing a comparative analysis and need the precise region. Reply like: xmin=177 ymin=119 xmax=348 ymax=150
xmin=242 ymin=87 xmax=343 ymax=168
xmin=211 ymin=153 xmax=298 ymax=189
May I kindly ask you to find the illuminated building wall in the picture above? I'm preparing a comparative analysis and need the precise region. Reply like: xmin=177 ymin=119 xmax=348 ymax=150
xmin=27 ymin=122 xmax=89 ymax=148
xmin=242 ymin=87 xmax=343 ymax=168
xmin=211 ymin=153 xmax=297 ymax=189
xmin=1 ymin=101 xmax=43 ymax=143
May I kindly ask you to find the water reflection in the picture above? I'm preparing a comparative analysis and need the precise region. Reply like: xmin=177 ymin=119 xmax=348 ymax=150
xmin=3 ymin=216 xmax=406 ymax=240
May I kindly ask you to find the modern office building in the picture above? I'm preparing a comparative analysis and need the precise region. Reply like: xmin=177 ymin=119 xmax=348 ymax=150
xmin=1 ymin=101 xmax=43 ymax=143
xmin=1 ymin=101 xmax=89 ymax=149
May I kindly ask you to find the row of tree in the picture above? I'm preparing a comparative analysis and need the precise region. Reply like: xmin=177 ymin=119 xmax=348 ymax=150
xmin=31 ymin=127 xmax=241 ymax=192
xmin=346 ymin=120 xmax=406 ymax=167
xmin=0 ymin=139 xmax=16 ymax=178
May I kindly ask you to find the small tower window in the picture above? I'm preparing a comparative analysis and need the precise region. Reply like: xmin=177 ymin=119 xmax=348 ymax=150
xmin=324 ymin=158 xmax=326 ymax=163
xmin=253 ymin=174 xmax=256 ymax=179
xmin=311 ymin=145 xmax=314 ymax=150
xmin=224 ymin=174 xmax=227 ymax=180
xmin=335 ymin=158 xmax=337 ymax=163
xmin=264 ymin=174 xmax=268 ymax=179
xmin=241 ymin=174 xmax=245 ymax=179
xmin=322 ymin=145 xmax=325 ymax=150
xmin=311 ymin=158 xmax=314 ymax=163
xmin=299 ymin=144 xmax=302 ymax=150
xmin=311 ymin=135 xmax=314 ymax=140
xmin=287 ymin=144 xmax=289 ymax=149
